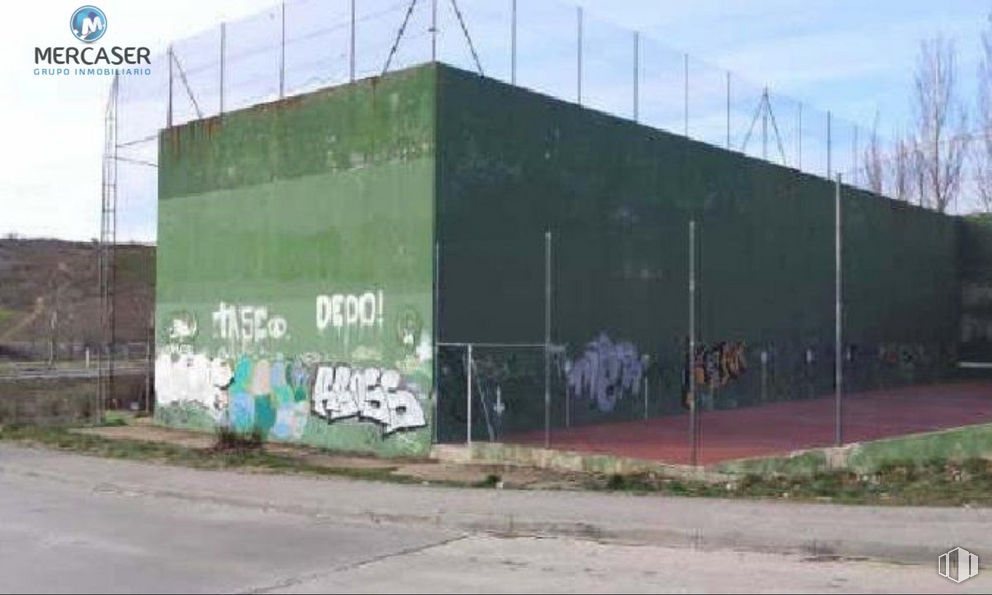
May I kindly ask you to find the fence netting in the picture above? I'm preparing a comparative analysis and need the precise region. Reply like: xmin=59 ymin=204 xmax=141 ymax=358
xmin=105 ymin=0 xmax=992 ymax=462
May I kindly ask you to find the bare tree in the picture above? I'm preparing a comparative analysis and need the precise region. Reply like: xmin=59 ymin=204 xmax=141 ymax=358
xmin=861 ymin=112 xmax=885 ymax=195
xmin=912 ymin=35 xmax=967 ymax=212
xmin=974 ymin=13 xmax=992 ymax=212
xmin=890 ymin=135 xmax=913 ymax=202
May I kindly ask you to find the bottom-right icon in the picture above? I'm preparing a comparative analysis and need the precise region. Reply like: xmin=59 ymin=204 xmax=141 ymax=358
xmin=939 ymin=547 xmax=980 ymax=583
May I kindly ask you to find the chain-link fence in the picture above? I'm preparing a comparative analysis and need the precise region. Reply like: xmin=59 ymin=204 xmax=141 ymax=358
xmin=432 ymin=206 xmax=984 ymax=466
xmin=106 ymin=0 xmax=992 ymax=459
xmin=107 ymin=0 xmax=934 ymax=244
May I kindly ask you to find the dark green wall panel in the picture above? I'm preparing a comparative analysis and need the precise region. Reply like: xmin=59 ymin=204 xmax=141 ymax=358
xmin=434 ymin=65 xmax=960 ymax=432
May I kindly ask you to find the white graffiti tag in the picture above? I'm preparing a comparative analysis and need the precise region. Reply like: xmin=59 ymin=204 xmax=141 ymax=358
xmin=316 ymin=291 xmax=384 ymax=332
xmin=212 ymin=302 xmax=288 ymax=345
xmin=154 ymin=353 xmax=234 ymax=418
xmin=311 ymin=364 xmax=425 ymax=434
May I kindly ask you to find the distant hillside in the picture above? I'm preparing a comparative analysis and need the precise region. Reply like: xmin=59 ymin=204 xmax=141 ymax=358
xmin=0 ymin=239 xmax=154 ymax=355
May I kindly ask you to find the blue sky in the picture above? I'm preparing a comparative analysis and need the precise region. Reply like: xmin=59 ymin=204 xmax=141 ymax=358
xmin=3 ymin=0 xmax=989 ymax=240
xmin=575 ymin=0 xmax=988 ymax=135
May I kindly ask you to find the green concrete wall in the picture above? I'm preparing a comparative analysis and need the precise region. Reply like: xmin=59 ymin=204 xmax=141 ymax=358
xmin=156 ymin=63 xmax=969 ymax=455
xmin=959 ymin=215 xmax=992 ymax=364
xmin=155 ymin=66 xmax=436 ymax=457
xmin=433 ymin=65 xmax=960 ymax=440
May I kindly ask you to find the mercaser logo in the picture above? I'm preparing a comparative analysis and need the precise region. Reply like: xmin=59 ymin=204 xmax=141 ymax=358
xmin=71 ymin=6 xmax=106 ymax=43
xmin=34 ymin=6 xmax=151 ymax=77
xmin=938 ymin=547 xmax=979 ymax=583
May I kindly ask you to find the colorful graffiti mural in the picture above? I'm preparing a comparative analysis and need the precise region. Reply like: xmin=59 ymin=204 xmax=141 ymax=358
xmin=155 ymin=353 xmax=427 ymax=441
xmin=681 ymin=340 xmax=748 ymax=408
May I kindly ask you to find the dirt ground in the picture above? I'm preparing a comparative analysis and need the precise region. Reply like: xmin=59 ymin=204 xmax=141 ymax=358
xmin=73 ymin=418 xmax=591 ymax=489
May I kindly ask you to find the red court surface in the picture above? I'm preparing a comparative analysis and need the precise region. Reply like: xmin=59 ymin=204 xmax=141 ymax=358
xmin=507 ymin=382 xmax=992 ymax=466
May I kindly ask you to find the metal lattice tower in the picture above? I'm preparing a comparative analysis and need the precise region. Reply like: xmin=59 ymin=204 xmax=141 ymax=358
xmin=97 ymin=74 xmax=119 ymax=422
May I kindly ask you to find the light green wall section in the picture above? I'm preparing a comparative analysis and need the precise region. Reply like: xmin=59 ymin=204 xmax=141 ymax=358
xmin=155 ymin=66 xmax=436 ymax=457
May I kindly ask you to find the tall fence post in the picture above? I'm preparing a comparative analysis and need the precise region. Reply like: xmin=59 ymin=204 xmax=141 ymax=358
xmin=852 ymin=125 xmax=859 ymax=187
xmin=633 ymin=31 xmax=639 ymax=122
xmin=544 ymin=230 xmax=552 ymax=449
xmin=144 ymin=315 xmax=153 ymax=414
xmin=683 ymin=53 xmax=689 ymax=138
xmin=349 ymin=0 xmax=356 ymax=82
xmin=827 ymin=110 xmax=832 ymax=178
xmin=689 ymin=219 xmax=698 ymax=466
xmin=511 ymin=0 xmax=517 ymax=84
xmin=835 ymin=173 xmax=844 ymax=447
xmin=466 ymin=344 xmax=473 ymax=446
xmin=167 ymin=45 xmax=173 ymax=127
xmin=725 ymin=71 xmax=731 ymax=150
xmin=431 ymin=0 xmax=438 ymax=62
xmin=219 ymin=22 xmax=226 ymax=114
xmin=279 ymin=1 xmax=286 ymax=99
xmin=576 ymin=7 xmax=583 ymax=105
xmin=797 ymin=102 xmax=803 ymax=171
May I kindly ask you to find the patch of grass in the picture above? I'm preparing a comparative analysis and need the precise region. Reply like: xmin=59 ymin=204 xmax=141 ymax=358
xmin=100 ymin=412 xmax=130 ymax=427
xmin=2 ymin=425 xmax=990 ymax=506
xmin=588 ymin=458 xmax=992 ymax=506
xmin=213 ymin=427 xmax=264 ymax=453
xmin=0 ymin=307 xmax=13 ymax=325
xmin=0 ymin=425 xmax=404 ymax=483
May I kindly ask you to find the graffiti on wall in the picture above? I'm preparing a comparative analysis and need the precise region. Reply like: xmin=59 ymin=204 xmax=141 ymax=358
xmin=155 ymin=353 xmax=233 ymax=417
xmin=682 ymin=341 xmax=747 ymax=408
xmin=311 ymin=364 xmax=426 ymax=434
xmin=155 ymin=352 xmax=427 ymax=439
xmin=566 ymin=333 xmax=644 ymax=413
xmin=166 ymin=311 xmax=198 ymax=343
xmin=691 ymin=341 xmax=747 ymax=390
xmin=316 ymin=291 xmax=384 ymax=332
xmin=212 ymin=302 xmax=289 ymax=346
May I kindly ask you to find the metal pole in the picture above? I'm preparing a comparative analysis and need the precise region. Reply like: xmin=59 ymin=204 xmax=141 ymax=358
xmin=852 ymin=125 xmax=859 ymax=186
xmin=798 ymin=102 xmax=803 ymax=171
xmin=220 ymin=22 xmax=226 ymax=114
xmin=511 ymin=0 xmax=517 ymax=85
xmin=835 ymin=173 xmax=843 ymax=447
xmin=726 ymin=71 xmax=730 ymax=150
xmin=762 ymin=88 xmax=768 ymax=161
xmin=466 ymin=344 xmax=473 ymax=446
xmin=544 ymin=230 xmax=552 ymax=449
xmin=683 ymin=53 xmax=689 ymax=138
xmin=643 ymin=377 xmax=649 ymax=420
xmin=167 ymin=45 xmax=173 ymax=127
xmin=565 ymin=377 xmax=570 ymax=428
xmin=279 ymin=1 xmax=286 ymax=99
xmin=576 ymin=7 xmax=583 ymax=105
xmin=349 ymin=0 xmax=356 ymax=82
xmin=431 ymin=0 xmax=437 ymax=62
xmin=144 ymin=315 xmax=152 ymax=414
xmin=827 ymin=110 xmax=832 ymax=178
xmin=108 ymin=74 xmax=118 ymax=422
xmin=689 ymin=220 xmax=697 ymax=466
xmin=633 ymin=31 xmax=639 ymax=122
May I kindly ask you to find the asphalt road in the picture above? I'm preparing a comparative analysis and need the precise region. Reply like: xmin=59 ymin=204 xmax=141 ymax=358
xmin=0 ymin=444 xmax=989 ymax=593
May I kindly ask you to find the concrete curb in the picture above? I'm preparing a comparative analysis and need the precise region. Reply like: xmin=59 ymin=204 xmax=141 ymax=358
xmin=432 ymin=443 xmax=737 ymax=483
